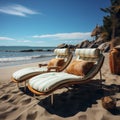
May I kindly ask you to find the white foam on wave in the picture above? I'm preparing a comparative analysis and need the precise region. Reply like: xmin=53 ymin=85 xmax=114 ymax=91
xmin=0 ymin=54 xmax=55 ymax=62
xmin=0 ymin=56 xmax=31 ymax=62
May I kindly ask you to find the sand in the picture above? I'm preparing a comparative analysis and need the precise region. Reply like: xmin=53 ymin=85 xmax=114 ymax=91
xmin=0 ymin=53 xmax=120 ymax=120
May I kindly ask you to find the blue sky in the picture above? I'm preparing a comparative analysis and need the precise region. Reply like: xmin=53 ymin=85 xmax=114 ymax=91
xmin=0 ymin=0 xmax=110 ymax=47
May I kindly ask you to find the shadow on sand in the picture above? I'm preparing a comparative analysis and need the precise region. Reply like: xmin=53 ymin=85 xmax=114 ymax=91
xmin=20 ymin=79 xmax=120 ymax=117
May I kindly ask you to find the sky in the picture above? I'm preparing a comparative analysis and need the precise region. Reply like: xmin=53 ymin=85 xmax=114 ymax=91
xmin=0 ymin=0 xmax=110 ymax=47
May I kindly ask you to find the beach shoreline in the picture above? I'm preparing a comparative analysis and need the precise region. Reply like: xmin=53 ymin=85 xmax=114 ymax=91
xmin=0 ymin=46 xmax=55 ymax=68
xmin=0 ymin=53 xmax=120 ymax=120
xmin=0 ymin=60 xmax=49 ymax=82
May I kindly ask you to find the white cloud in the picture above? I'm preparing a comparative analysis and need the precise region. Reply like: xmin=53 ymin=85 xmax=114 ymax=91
xmin=33 ymin=32 xmax=92 ymax=40
xmin=0 ymin=37 xmax=32 ymax=43
xmin=17 ymin=40 xmax=31 ymax=43
xmin=0 ymin=37 xmax=15 ymax=41
xmin=0 ymin=4 xmax=39 ymax=17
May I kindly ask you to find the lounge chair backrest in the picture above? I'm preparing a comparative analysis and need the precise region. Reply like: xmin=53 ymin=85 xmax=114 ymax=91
xmin=54 ymin=48 xmax=73 ymax=72
xmin=75 ymin=48 xmax=104 ymax=80
xmin=54 ymin=48 xmax=70 ymax=60
xmin=75 ymin=48 xmax=100 ymax=62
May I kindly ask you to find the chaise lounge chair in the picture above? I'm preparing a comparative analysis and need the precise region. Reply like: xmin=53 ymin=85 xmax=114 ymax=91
xmin=28 ymin=48 xmax=104 ymax=104
xmin=11 ymin=48 xmax=73 ymax=89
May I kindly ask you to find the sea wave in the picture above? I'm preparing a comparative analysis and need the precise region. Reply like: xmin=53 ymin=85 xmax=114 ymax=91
xmin=0 ymin=54 xmax=55 ymax=62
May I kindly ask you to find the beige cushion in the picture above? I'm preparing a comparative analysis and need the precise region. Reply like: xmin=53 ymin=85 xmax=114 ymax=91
xmin=65 ymin=60 xmax=94 ymax=76
xmin=13 ymin=67 xmax=48 ymax=81
xmin=29 ymin=72 xmax=81 ymax=92
xmin=75 ymin=48 xmax=100 ymax=58
xmin=54 ymin=48 xmax=69 ymax=56
xmin=48 ymin=58 xmax=65 ymax=68
xmin=75 ymin=48 xmax=100 ymax=62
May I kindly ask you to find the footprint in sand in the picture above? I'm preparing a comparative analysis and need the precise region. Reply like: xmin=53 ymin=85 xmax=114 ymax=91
xmin=16 ymin=115 xmax=26 ymax=120
xmin=0 ymin=106 xmax=18 ymax=120
xmin=0 ymin=104 xmax=11 ymax=112
xmin=26 ymin=111 xmax=37 ymax=120
xmin=0 ymin=94 xmax=10 ymax=101
xmin=7 ymin=95 xmax=17 ymax=103
xmin=78 ymin=114 xmax=87 ymax=120
xmin=21 ymin=98 xmax=32 ymax=105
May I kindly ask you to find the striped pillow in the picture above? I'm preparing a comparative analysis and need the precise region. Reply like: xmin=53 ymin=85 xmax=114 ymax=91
xmin=75 ymin=48 xmax=100 ymax=62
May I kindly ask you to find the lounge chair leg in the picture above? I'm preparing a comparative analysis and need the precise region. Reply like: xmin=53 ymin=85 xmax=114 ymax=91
xmin=100 ymin=69 xmax=102 ymax=80
xmin=100 ymin=69 xmax=104 ymax=89
xmin=24 ymin=81 xmax=26 ymax=91
xmin=51 ymin=94 xmax=54 ymax=105
xmin=33 ymin=94 xmax=36 ymax=97
xmin=17 ymin=83 xmax=19 ymax=89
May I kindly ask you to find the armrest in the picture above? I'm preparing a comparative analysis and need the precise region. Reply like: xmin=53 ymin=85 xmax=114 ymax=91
xmin=47 ymin=66 xmax=59 ymax=72
xmin=38 ymin=63 xmax=48 ymax=67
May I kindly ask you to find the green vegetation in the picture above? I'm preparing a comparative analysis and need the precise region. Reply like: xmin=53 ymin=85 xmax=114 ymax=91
xmin=101 ymin=0 xmax=120 ymax=43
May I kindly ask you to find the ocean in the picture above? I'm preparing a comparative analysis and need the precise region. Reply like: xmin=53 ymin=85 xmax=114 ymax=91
xmin=0 ymin=46 xmax=56 ymax=67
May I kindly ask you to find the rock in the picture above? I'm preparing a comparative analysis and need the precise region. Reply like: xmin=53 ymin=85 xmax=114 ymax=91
xmin=98 ymin=42 xmax=110 ymax=52
xmin=57 ymin=43 xmax=68 ymax=48
xmin=76 ymin=42 xmax=84 ymax=48
xmin=20 ymin=49 xmax=34 ymax=52
xmin=88 ymin=42 xmax=98 ymax=48
xmin=101 ymin=96 xmax=116 ymax=110
xmin=68 ymin=44 xmax=75 ymax=49
xmin=104 ymin=44 xmax=110 ymax=52
xmin=81 ymin=40 xmax=90 ymax=48
xmin=94 ymin=36 xmax=106 ymax=44
xmin=76 ymin=40 xmax=90 ymax=48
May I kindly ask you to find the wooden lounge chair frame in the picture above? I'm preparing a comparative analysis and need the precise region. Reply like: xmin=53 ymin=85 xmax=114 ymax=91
xmin=27 ymin=49 xmax=105 ymax=104
xmin=11 ymin=48 xmax=73 ymax=90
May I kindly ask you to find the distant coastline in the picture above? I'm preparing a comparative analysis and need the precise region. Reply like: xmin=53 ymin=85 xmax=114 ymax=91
xmin=0 ymin=46 xmax=56 ymax=67
xmin=0 ymin=46 xmax=55 ymax=52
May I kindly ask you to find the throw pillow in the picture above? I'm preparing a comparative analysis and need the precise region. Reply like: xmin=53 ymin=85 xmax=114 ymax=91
xmin=65 ymin=60 xmax=94 ymax=76
xmin=48 ymin=58 xmax=65 ymax=68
